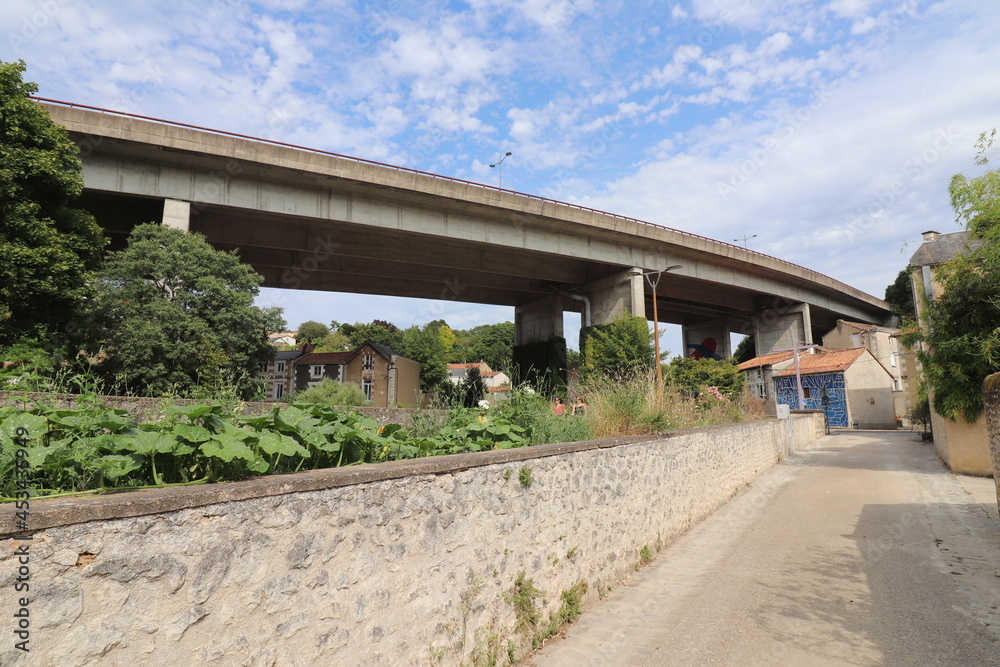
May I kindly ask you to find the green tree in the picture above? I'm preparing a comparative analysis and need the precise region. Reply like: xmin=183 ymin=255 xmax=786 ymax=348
xmin=0 ymin=60 xmax=106 ymax=348
xmin=297 ymin=320 xmax=330 ymax=344
xmin=664 ymin=356 xmax=744 ymax=400
xmin=884 ymin=268 xmax=916 ymax=319
xmin=400 ymin=322 xmax=449 ymax=392
xmin=343 ymin=319 xmax=404 ymax=352
xmin=462 ymin=367 xmax=486 ymax=408
xmin=580 ymin=314 xmax=654 ymax=379
xmin=904 ymin=130 xmax=1000 ymax=422
xmin=733 ymin=335 xmax=756 ymax=364
xmin=86 ymin=223 xmax=284 ymax=398
xmin=471 ymin=321 xmax=515 ymax=370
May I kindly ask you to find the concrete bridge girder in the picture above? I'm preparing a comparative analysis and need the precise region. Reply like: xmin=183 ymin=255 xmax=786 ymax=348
xmin=47 ymin=102 xmax=894 ymax=345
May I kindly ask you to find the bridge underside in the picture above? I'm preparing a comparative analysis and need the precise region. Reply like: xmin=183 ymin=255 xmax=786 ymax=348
xmin=81 ymin=190 xmax=857 ymax=355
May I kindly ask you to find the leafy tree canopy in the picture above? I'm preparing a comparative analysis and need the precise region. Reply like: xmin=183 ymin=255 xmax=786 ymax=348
xmin=297 ymin=320 xmax=329 ymax=344
xmin=904 ymin=129 xmax=1000 ymax=422
xmin=580 ymin=314 xmax=653 ymax=379
xmin=400 ymin=321 xmax=449 ymax=392
xmin=664 ymin=356 xmax=744 ymax=400
xmin=884 ymin=268 xmax=916 ymax=319
xmin=0 ymin=59 xmax=106 ymax=348
xmin=86 ymin=223 xmax=284 ymax=398
xmin=342 ymin=319 xmax=404 ymax=352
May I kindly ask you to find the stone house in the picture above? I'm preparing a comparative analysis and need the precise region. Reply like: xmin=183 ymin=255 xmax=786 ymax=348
xmin=821 ymin=320 xmax=912 ymax=421
xmin=772 ymin=348 xmax=896 ymax=429
xmin=294 ymin=342 xmax=421 ymax=408
xmin=260 ymin=349 xmax=306 ymax=400
xmin=909 ymin=229 xmax=992 ymax=475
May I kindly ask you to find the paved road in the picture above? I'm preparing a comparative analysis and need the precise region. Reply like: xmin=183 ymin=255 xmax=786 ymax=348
xmin=531 ymin=431 xmax=1000 ymax=667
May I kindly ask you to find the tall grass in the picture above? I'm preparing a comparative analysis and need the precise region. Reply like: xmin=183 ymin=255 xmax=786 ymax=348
xmin=581 ymin=369 xmax=765 ymax=438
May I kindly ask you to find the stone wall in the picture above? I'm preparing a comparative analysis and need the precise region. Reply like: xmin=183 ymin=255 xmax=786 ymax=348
xmin=0 ymin=413 xmax=823 ymax=666
xmin=0 ymin=391 xmax=447 ymax=428
xmin=981 ymin=373 xmax=1000 ymax=516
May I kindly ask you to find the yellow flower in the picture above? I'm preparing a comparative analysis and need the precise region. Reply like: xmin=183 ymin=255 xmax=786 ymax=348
xmin=477 ymin=415 xmax=488 ymax=424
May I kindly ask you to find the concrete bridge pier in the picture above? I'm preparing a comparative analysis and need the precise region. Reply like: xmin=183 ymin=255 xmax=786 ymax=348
xmin=162 ymin=199 xmax=191 ymax=231
xmin=752 ymin=302 xmax=813 ymax=355
xmin=682 ymin=320 xmax=733 ymax=360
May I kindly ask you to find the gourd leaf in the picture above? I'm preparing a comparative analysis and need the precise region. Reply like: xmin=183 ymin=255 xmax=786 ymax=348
xmin=200 ymin=434 xmax=255 ymax=462
xmin=257 ymin=430 xmax=309 ymax=458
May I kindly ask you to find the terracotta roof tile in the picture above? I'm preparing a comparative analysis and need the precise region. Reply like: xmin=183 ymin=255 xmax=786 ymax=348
xmin=774 ymin=348 xmax=868 ymax=377
xmin=738 ymin=350 xmax=795 ymax=370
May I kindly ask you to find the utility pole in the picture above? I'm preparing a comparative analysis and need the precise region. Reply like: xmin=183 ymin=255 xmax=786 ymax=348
xmin=773 ymin=326 xmax=818 ymax=409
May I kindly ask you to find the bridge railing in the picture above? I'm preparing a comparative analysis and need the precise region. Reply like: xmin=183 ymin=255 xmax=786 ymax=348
xmin=34 ymin=96 xmax=880 ymax=304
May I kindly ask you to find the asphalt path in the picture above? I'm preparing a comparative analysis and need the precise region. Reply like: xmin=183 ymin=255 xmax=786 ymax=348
xmin=531 ymin=431 xmax=1000 ymax=667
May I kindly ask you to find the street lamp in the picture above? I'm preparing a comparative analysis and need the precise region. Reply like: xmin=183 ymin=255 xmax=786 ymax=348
xmin=733 ymin=233 xmax=757 ymax=248
xmin=630 ymin=265 xmax=682 ymax=395
xmin=489 ymin=151 xmax=512 ymax=188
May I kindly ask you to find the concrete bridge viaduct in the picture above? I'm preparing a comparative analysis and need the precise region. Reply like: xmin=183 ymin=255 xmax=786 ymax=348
xmin=39 ymin=99 xmax=893 ymax=365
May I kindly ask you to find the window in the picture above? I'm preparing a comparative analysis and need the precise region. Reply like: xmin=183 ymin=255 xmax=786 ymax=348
xmin=274 ymin=383 xmax=284 ymax=399
xmin=756 ymin=383 xmax=767 ymax=399
xmin=802 ymin=387 xmax=812 ymax=399
xmin=363 ymin=353 xmax=374 ymax=370
xmin=276 ymin=362 xmax=285 ymax=373
xmin=893 ymin=378 xmax=901 ymax=391
xmin=362 ymin=378 xmax=373 ymax=401
xmin=889 ymin=352 xmax=897 ymax=368
xmin=310 ymin=365 xmax=323 ymax=378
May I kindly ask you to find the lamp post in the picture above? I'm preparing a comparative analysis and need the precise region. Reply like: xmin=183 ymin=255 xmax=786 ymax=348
xmin=631 ymin=265 xmax=682 ymax=395
xmin=489 ymin=151 xmax=512 ymax=188
xmin=733 ymin=233 xmax=757 ymax=248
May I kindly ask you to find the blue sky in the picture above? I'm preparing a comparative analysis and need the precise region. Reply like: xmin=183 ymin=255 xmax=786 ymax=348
xmin=3 ymin=1 xmax=999 ymax=354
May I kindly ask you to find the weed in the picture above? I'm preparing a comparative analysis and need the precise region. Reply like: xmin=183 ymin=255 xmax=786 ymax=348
xmin=506 ymin=572 xmax=545 ymax=635
xmin=518 ymin=466 xmax=532 ymax=488
xmin=639 ymin=544 xmax=653 ymax=566
xmin=503 ymin=469 xmax=511 ymax=481
xmin=566 ymin=546 xmax=579 ymax=560
xmin=469 ymin=628 xmax=504 ymax=667
xmin=507 ymin=639 xmax=516 ymax=664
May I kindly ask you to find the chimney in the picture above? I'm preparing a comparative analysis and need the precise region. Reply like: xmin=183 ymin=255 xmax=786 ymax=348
xmin=921 ymin=230 xmax=940 ymax=242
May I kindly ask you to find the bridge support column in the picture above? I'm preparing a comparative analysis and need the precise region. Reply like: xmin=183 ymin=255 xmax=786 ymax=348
xmin=162 ymin=199 xmax=191 ymax=231
xmin=753 ymin=302 xmax=813 ymax=355
xmin=682 ymin=320 xmax=732 ymax=360
xmin=581 ymin=267 xmax=646 ymax=326
xmin=513 ymin=295 xmax=566 ymax=392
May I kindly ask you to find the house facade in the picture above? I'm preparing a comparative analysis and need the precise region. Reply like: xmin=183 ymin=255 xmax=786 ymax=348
xmin=260 ymin=349 xmax=306 ymax=400
xmin=909 ymin=229 xmax=992 ymax=475
xmin=821 ymin=320 xmax=910 ymax=420
xmin=737 ymin=350 xmax=795 ymax=415
xmin=772 ymin=348 xmax=896 ymax=429
xmin=447 ymin=362 xmax=511 ymax=397
xmin=293 ymin=342 xmax=421 ymax=408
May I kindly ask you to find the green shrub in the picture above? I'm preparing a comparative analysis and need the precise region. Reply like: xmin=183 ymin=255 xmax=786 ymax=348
xmin=285 ymin=377 xmax=369 ymax=406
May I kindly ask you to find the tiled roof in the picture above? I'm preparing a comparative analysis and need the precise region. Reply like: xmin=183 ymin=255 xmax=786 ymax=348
xmin=774 ymin=348 xmax=868 ymax=377
xmin=836 ymin=320 xmax=899 ymax=333
xmin=448 ymin=362 xmax=487 ymax=369
xmin=295 ymin=351 xmax=354 ymax=365
xmin=738 ymin=350 xmax=795 ymax=370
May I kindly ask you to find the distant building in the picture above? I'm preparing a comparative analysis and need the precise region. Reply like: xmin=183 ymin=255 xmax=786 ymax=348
xmin=821 ymin=320 xmax=912 ymax=421
xmin=772 ymin=347 xmax=896 ymax=429
xmin=294 ymin=342 xmax=421 ymax=407
xmin=908 ymin=229 xmax=991 ymax=475
xmin=260 ymin=349 xmax=306 ymax=400
xmin=737 ymin=350 xmax=796 ymax=415
xmin=447 ymin=361 xmax=511 ymax=397
xmin=268 ymin=331 xmax=299 ymax=347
